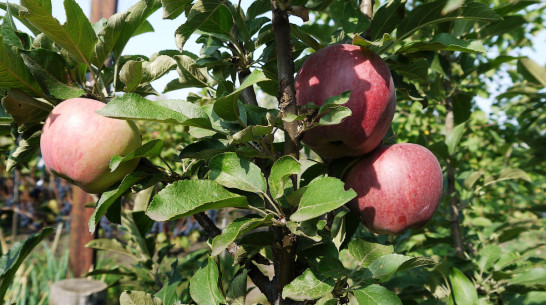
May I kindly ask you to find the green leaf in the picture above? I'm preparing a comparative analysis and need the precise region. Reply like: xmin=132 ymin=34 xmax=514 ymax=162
xmin=231 ymin=125 xmax=273 ymax=144
xmin=370 ymin=0 xmax=404 ymax=41
xmin=179 ymin=139 xmax=230 ymax=160
xmin=120 ymin=60 xmax=143 ymax=92
xmin=208 ymin=152 xmax=267 ymax=194
xmin=282 ymin=269 xmax=335 ymax=301
xmin=6 ymin=127 xmax=42 ymax=171
xmin=89 ymin=171 xmax=148 ymax=233
xmin=20 ymin=0 xmax=97 ymax=64
xmin=212 ymin=215 xmax=273 ymax=256
xmin=190 ymin=258 xmax=226 ymax=305
xmin=97 ymin=93 xmax=212 ymax=129
xmin=290 ymin=177 xmax=356 ymax=222
xmin=510 ymin=268 xmax=546 ymax=287
xmin=483 ymin=169 xmax=531 ymax=187
xmin=352 ymin=33 xmax=392 ymax=48
xmin=446 ymin=122 xmax=466 ymax=156
xmin=396 ymin=1 xmax=501 ymax=42
xmin=504 ymin=291 xmax=546 ymax=305
xmin=448 ymin=267 xmax=478 ymax=305
xmin=161 ymin=0 xmax=191 ymax=19
xmin=120 ymin=291 xmax=162 ymax=305
xmin=214 ymin=69 xmax=269 ymax=121
xmin=146 ymin=180 xmax=248 ymax=221
xmin=142 ymin=55 xmax=177 ymax=83
xmin=495 ymin=1 xmax=538 ymax=16
xmin=477 ymin=15 xmax=527 ymax=39
xmin=366 ymin=254 xmax=436 ymax=282
xmin=122 ymin=211 xmax=155 ymax=258
xmin=517 ymin=57 xmax=546 ymax=87
xmin=121 ymin=55 xmax=177 ymax=92
xmin=463 ymin=171 xmax=483 ymax=190
xmin=317 ymin=256 xmax=348 ymax=279
xmin=0 ymin=36 xmax=43 ymax=96
xmin=20 ymin=50 xmax=85 ymax=99
xmin=341 ymin=0 xmax=370 ymax=35
xmin=86 ymin=238 xmax=139 ymax=261
xmin=282 ymin=112 xmax=307 ymax=123
xmin=477 ymin=244 xmax=501 ymax=273
xmin=94 ymin=1 xmax=161 ymax=68
xmin=155 ymin=261 xmax=183 ymax=305
xmin=0 ymin=227 xmax=54 ymax=300
xmin=93 ymin=10 xmax=130 ymax=68
xmin=348 ymin=239 xmax=394 ymax=269
xmin=290 ymin=24 xmax=323 ymax=50
xmin=316 ymin=106 xmax=352 ymax=126
xmin=173 ymin=54 xmax=210 ymax=89
xmin=2 ymin=4 xmax=23 ymax=49
xmin=226 ymin=269 xmax=248 ymax=305
xmin=247 ymin=0 xmax=270 ymax=19
xmin=396 ymin=33 xmax=485 ymax=54
xmin=110 ymin=140 xmax=163 ymax=172
xmin=353 ymin=284 xmax=402 ymax=305
xmin=0 ymin=2 xmax=42 ymax=35
xmin=317 ymin=91 xmax=351 ymax=115
xmin=175 ymin=0 xmax=232 ymax=50
xmin=391 ymin=70 xmax=426 ymax=102
xmin=269 ymin=156 xmax=301 ymax=199
xmin=1 ymin=89 xmax=52 ymax=127
xmin=392 ymin=59 xmax=429 ymax=81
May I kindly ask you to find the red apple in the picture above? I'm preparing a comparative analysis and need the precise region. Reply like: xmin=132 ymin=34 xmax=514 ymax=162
xmin=296 ymin=44 xmax=396 ymax=159
xmin=345 ymin=143 xmax=443 ymax=235
xmin=40 ymin=98 xmax=141 ymax=194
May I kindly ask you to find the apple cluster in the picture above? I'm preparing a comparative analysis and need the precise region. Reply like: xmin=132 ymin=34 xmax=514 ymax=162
xmin=295 ymin=44 xmax=443 ymax=235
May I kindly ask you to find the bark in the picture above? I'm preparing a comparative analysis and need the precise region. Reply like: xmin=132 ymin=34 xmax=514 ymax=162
xmin=271 ymin=1 xmax=301 ymax=304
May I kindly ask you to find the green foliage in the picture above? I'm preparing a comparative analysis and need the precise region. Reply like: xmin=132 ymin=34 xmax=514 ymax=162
xmin=0 ymin=0 xmax=544 ymax=304
xmin=0 ymin=228 xmax=54 ymax=301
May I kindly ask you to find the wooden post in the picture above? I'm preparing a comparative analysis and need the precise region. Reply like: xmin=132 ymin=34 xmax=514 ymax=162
xmin=50 ymin=278 xmax=107 ymax=305
xmin=90 ymin=0 xmax=119 ymax=22
xmin=68 ymin=0 xmax=119 ymax=277
xmin=68 ymin=187 xmax=96 ymax=277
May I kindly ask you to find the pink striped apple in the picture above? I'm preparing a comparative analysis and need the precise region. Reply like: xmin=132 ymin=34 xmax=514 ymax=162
xmin=40 ymin=98 xmax=141 ymax=194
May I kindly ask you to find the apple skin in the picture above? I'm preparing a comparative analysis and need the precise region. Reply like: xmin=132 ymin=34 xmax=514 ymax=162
xmin=40 ymin=98 xmax=141 ymax=194
xmin=295 ymin=44 xmax=396 ymax=159
xmin=345 ymin=143 xmax=443 ymax=235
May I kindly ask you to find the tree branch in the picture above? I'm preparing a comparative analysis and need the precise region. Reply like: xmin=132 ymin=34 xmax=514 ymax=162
xmin=442 ymin=52 xmax=465 ymax=259
xmin=271 ymin=0 xmax=299 ymax=161
xmin=359 ymin=0 xmax=374 ymax=40
xmin=271 ymin=1 xmax=301 ymax=304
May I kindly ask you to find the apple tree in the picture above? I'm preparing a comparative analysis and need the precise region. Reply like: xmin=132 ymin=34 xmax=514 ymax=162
xmin=0 ymin=0 xmax=545 ymax=304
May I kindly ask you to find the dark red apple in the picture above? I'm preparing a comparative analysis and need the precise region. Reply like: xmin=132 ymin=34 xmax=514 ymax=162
xmin=295 ymin=44 xmax=396 ymax=159
xmin=345 ymin=143 xmax=443 ymax=235
xmin=40 ymin=98 xmax=141 ymax=194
